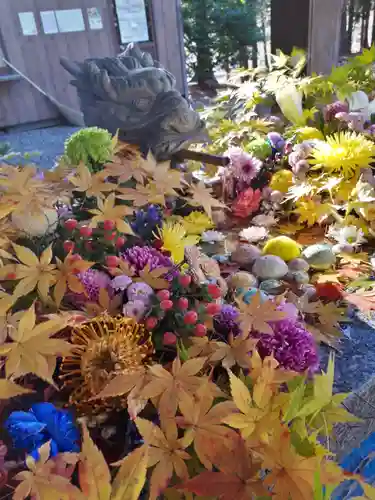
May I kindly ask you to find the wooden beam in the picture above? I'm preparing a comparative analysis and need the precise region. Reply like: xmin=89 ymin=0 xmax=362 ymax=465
xmin=151 ymin=0 xmax=188 ymax=96
xmin=308 ymin=0 xmax=345 ymax=74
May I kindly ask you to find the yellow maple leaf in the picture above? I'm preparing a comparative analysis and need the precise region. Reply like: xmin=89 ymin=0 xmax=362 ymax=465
xmin=236 ymin=292 xmax=287 ymax=337
xmin=150 ymin=161 xmax=187 ymax=197
xmin=0 ymin=304 xmax=71 ymax=383
xmin=79 ymin=424 xmax=149 ymax=500
xmin=294 ymin=199 xmax=332 ymax=226
xmin=13 ymin=442 xmax=83 ymax=500
xmin=69 ymin=162 xmax=116 ymax=200
xmin=53 ymin=254 xmax=94 ymax=306
xmin=10 ymin=243 xmax=57 ymax=300
xmin=135 ymin=418 xmax=190 ymax=500
xmin=186 ymin=181 xmax=226 ymax=218
xmin=223 ymin=370 xmax=278 ymax=441
xmin=0 ymin=379 xmax=32 ymax=399
xmin=89 ymin=193 xmax=134 ymax=234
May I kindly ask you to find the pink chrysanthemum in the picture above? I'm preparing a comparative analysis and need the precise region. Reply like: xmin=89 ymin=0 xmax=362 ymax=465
xmin=227 ymin=147 xmax=262 ymax=184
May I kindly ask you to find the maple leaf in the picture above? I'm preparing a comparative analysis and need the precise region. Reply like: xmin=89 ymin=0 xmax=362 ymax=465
xmin=136 ymin=263 xmax=170 ymax=290
xmin=53 ymin=254 xmax=94 ymax=306
xmin=116 ymin=186 xmax=151 ymax=207
xmin=69 ymin=163 xmax=116 ymax=200
xmin=236 ymin=292 xmax=287 ymax=337
xmin=89 ymin=193 xmax=134 ymax=234
xmin=223 ymin=369 xmax=277 ymax=441
xmin=294 ymin=199 xmax=332 ymax=226
xmin=176 ymin=385 xmax=237 ymax=469
xmin=10 ymin=243 xmax=57 ymax=300
xmin=79 ymin=424 xmax=148 ymax=500
xmin=149 ymin=161 xmax=187 ymax=197
xmin=135 ymin=418 xmax=190 ymax=500
xmin=84 ymin=288 xmax=123 ymax=318
xmin=104 ymin=145 xmax=155 ymax=184
xmin=140 ymin=357 xmax=207 ymax=419
xmin=344 ymin=290 xmax=375 ymax=312
xmin=260 ymin=426 xmax=318 ymax=500
xmin=187 ymin=336 xmax=217 ymax=358
xmin=295 ymin=354 xmax=358 ymax=433
xmin=0 ymin=379 xmax=32 ymax=399
xmin=0 ymin=304 xmax=71 ymax=383
xmin=186 ymin=181 xmax=226 ymax=218
xmin=181 ymin=433 xmax=266 ymax=500
xmin=13 ymin=442 xmax=83 ymax=500
xmin=209 ymin=333 xmax=257 ymax=369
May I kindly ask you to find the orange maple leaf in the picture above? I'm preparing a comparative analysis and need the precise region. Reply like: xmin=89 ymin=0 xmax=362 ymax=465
xmin=343 ymin=290 xmax=375 ymax=312
xmin=209 ymin=333 xmax=257 ymax=369
xmin=236 ymin=292 xmax=287 ymax=336
xmin=135 ymin=418 xmax=190 ymax=500
xmin=260 ymin=426 xmax=318 ymax=500
xmin=53 ymin=254 xmax=94 ymax=306
xmin=176 ymin=385 xmax=237 ymax=469
xmin=186 ymin=181 xmax=227 ymax=218
xmin=181 ymin=434 xmax=266 ymax=500
xmin=140 ymin=357 xmax=207 ymax=419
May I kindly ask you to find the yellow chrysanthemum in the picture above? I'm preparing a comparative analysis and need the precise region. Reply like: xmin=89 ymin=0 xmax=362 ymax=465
xmin=309 ymin=131 xmax=375 ymax=178
xmin=181 ymin=211 xmax=213 ymax=235
xmin=269 ymin=169 xmax=293 ymax=193
xmin=295 ymin=126 xmax=324 ymax=142
xmin=158 ymin=222 xmax=199 ymax=263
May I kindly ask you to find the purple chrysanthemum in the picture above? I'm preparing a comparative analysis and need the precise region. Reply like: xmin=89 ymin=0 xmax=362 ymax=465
xmin=253 ymin=319 xmax=319 ymax=373
xmin=214 ymin=305 xmax=241 ymax=337
xmin=70 ymin=269 xmax=113 ymax=306
xmin=121 ymin=246 xmax=174 ymax=275
xmin=323 ymin=101 xmax=349 ymax=122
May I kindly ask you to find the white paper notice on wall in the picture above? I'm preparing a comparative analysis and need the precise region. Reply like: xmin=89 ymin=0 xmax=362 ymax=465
xmin=114 ymin=0 xmax=149 ymax=43
xmin=41 ymin=11 xmax=59 ymax=35
xmin=18 ymin=12 xmax=38 ymax=36
xmin=55 ymin=9 xmax=85 ymax=33
xmin=88 ymin=7 xmax=103 ymax=30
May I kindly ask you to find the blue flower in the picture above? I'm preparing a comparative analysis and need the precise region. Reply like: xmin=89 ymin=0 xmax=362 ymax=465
xmin=5 ymin=402 xmax=80 ymax=459
xmin=131 ymin=205 xmax=162 ymax=240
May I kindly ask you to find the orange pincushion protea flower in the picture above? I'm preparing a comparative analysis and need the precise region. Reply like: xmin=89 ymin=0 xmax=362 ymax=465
xmin=60 ymin=314 xmax=153 ymax=411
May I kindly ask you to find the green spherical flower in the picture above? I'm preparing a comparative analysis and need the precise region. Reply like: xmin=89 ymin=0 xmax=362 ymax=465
xmin=64 ymin=127 xmax=113 ymax=170
xmin=247 ymin=138 xmax=272 ymax=160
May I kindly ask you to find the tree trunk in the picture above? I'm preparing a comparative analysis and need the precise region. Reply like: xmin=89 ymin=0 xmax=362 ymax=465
xmin=238 ymin=45 xmax=249 ymax=68
xmin=340 ymin=4 xmax=349 ymax=55
xmin=251 ymin=44 xmax=258 ymax=68
xmin=347 ymin=0 xmax=355 ymax=52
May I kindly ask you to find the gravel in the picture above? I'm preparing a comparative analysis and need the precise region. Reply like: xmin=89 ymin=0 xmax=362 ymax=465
xmin=0 ymin=125 xmax=79 ymax=170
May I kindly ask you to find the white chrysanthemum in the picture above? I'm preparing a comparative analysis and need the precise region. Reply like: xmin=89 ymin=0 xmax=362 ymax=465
xmin=201 ymin=230 xmax=225 ymax=243
xmin=251 ymin=214 xmax=277 ymax=227
xmin=239 ymin=226 xmax=268 ymax=243
xmin=328 ymin=225 xmax=366 ymax=247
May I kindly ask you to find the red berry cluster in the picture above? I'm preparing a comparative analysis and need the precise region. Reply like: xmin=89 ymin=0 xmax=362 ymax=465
xmin=62 ymin=218 xmax=126 ymax=258
xmin=144 ymin=274 xmax=222 ymax=346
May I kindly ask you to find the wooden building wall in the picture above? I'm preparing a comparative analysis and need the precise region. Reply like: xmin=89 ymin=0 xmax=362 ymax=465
xmin=0 ymin=0 xmax=187 ymax=129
